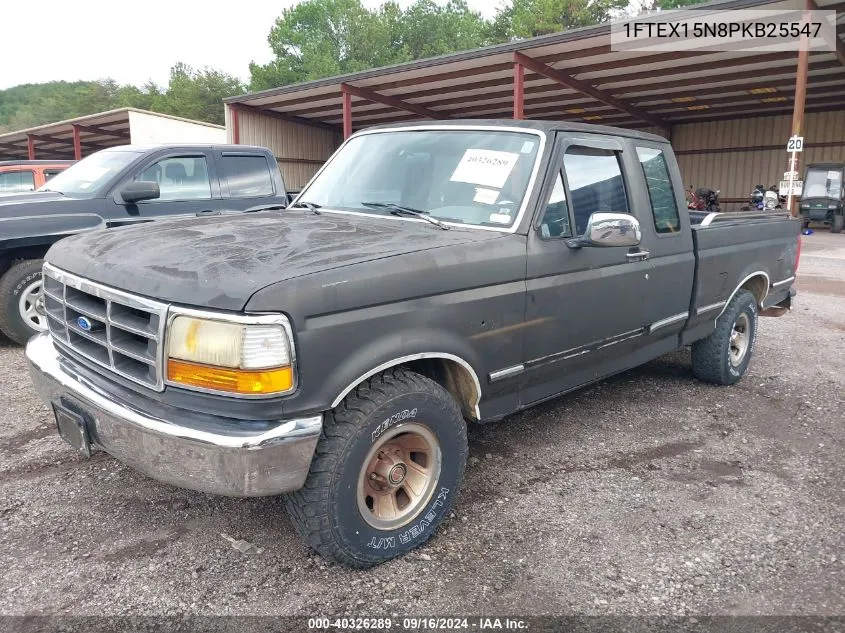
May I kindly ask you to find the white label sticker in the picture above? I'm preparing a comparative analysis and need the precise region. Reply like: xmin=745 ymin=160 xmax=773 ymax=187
xmin=829 ymin=171 xmax=841 ymax=180
xmin=520 ymin=140 xmax=535 ymax=154
xmin=473 ymin=187 xmax=499 ymax=205
xmin=450 ymin=149 xmax=519 ymax=189
xmin=489 ymin=213 xmax=512 ymax=224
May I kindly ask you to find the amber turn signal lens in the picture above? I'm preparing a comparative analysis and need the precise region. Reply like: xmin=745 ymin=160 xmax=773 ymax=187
xmin=167 ymin=359 xmax=293 ymax=395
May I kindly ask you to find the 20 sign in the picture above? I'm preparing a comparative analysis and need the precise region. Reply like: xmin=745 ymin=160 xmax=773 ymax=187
xmin=787 ymin=136 xmax=804 ymax=152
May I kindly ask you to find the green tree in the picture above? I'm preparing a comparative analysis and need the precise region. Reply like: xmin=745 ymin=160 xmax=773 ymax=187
xmin=505 ymin=0 xmax=629 ymax=38
xmin=249 ymin=0 xmax=494 ymax=90
xmin=398 ymin=0 xmax=492 ymax=60
xmin=153 ymin=63 xmax=245 ymax=125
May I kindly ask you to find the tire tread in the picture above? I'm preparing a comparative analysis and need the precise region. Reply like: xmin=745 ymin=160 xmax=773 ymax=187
xmin=285 ymin=367 xmax=466 ymax=568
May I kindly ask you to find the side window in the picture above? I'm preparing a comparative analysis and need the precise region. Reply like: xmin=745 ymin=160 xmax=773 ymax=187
xmin=636 ymin=147 xmax=680 ymax=234
xmin=539 ymin=170 xmax=571 ymax=238
xmin=220 ymin=154 xmax=274 ymax=198
xmin=136 ymin=156 xmax=211 ymax=201
xmin=562 ymin=148 xmax=629 ymax=236
xmin=0 ymin=170 xmax=35 ymax=193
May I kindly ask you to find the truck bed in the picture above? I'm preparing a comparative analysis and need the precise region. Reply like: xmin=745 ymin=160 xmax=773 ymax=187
xmin=682 ymin=210 xmax=800 ymax=345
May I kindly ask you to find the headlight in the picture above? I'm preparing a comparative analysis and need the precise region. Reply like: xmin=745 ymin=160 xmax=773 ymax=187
xmin=830 ymin=204 xmax=839 ymax=209
xmin=166 ymin=314 xmax=294 ymax=396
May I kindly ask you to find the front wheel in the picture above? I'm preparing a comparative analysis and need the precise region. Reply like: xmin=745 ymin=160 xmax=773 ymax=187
xmin=832 ymin=214 xmax=844 ymax=234
xmin=0 ymin=259 xmax=48 ymax=345
xmin=285 ymin=368 xmax=468 ymax=568
xmin=691 ymin=289 xmax=758 ymax=385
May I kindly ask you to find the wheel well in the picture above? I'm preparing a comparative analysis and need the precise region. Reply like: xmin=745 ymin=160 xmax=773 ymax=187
xmin=402 ymin=358 xmax=481 ymax=421
xmin=739 ymin=274 xmax=769 ymax=306
xmin=0 ymin=245 xmax=51 ymax=277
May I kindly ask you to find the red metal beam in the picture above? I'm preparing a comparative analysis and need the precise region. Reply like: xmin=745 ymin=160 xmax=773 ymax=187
xmin=27 ymin=135 xmax=35 ymax=160
xmin=74 ymin=124 xmax=130 ymax=140
xmin=513 ymin=62 xmax=524 ymax=120
xmin=342 ymin=89 xmax=352 ymax=139
xmin=340 ymin=82 xmax=447 ymax=120
xmin=72 ymin=124 xmax=82 ymax=160
xmin=513 ymin=52 xmax=668 ymax=132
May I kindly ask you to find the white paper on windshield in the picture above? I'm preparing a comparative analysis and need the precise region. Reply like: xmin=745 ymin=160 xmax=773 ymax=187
xmin=473 ymin=187 xmax=500 ymax=205
xmin=829 ymin=171 xmax=841 ymax=180
xmin=81 ymin=166 xmax=112 ymax=180
xmin=520 ymin=140 xmax=535 ymax=154
xmin=450 ymin=149 xmax=519 ymax=189
xmin=488 ymin=213 xmax=512 ymax=224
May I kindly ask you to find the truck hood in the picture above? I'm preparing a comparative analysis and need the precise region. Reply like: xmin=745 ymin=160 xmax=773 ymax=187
xmin=46 ymin=210 xmax=504 ymax=311
xmin=0 ymin=191 xmax=67 ymax=211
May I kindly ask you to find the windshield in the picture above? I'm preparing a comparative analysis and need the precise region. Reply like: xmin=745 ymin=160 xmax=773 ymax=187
xmin=803 ymin=167 xmax=843 ymax=199
xmin=38 ymin=149 xmax=141 ymax=196
xmin=298 ymin=129 xmax=542 ymax=229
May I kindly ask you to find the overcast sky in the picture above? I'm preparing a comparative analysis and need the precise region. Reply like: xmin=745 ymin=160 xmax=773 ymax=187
xmin=0 ymin=0 xmax=502 ymax=90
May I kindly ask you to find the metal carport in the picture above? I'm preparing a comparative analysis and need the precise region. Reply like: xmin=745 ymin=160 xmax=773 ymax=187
xmin=224 ymin=0 xmax=845 ymax=206
xmin=0 ymin=108 xmax=226 ymax=161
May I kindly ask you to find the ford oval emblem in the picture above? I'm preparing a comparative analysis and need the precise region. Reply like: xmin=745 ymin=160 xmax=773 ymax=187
xmin=77 ymin=316 xmax=93 ymax=331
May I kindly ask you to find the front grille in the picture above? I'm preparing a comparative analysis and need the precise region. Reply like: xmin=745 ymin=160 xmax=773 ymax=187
xmin=42 ymin=264 xmax=169 ymax=390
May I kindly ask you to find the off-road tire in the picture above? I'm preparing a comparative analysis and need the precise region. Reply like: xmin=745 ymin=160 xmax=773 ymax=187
xmin=691 ymin=289 xmax=758 ymax=386
xmin=0 ymin=259 xmax=45 ymax=345
xmin=832 ymin=214 xmax=844 ymax=234
xmin=285 ymin=367 xmax=468 ymax=568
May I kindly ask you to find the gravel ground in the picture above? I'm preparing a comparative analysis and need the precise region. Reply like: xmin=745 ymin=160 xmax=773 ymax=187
xmin=0 ymin=231 xmax=843 ymax=617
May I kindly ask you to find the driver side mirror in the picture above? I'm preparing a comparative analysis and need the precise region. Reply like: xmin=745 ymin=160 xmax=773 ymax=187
xmin=567 ymin=212 xmax=642 ymax=249
xmin=119 ymin=181 xmax=160 ymax=204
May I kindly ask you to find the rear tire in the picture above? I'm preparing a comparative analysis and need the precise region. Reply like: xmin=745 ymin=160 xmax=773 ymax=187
xmin=285 ymin=367 xmax=468 ymax=568
xmin=0 ymin=259 xmax=47 ymax=345
xmin=832 ymin=214 xmax=844 ymax=234
xmin=691 ymin=289 xmax=758 ymax=386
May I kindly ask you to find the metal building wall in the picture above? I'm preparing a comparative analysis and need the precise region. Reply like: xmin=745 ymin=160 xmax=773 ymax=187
xmin=226 ymin=106 xmax=342 ymax=190
xmin=672 ymin=111 xmax=845 ymax=208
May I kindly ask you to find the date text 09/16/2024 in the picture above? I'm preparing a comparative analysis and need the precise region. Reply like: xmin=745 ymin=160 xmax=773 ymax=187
xmin=308 ymin=617 xmax=528 ymax=630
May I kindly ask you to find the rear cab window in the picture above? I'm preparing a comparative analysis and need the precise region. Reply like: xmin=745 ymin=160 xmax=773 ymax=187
xmin=636 ymin=147 xmax=681 ymax=234
xmin=220 ymin=154 xmax=275 ymax=198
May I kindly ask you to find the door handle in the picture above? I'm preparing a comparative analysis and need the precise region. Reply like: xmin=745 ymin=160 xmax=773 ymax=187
xmin=626 ymin=249 xmax=650 ymax=262
xmin=195 ymin=209 xmax=220 ymax=216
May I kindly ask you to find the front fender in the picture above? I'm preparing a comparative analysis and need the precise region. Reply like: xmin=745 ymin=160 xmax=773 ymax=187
xmin=0 ymin=213 xmax=106 ymax=252
xmin=295 ymin=324 xmax=485 ymax=418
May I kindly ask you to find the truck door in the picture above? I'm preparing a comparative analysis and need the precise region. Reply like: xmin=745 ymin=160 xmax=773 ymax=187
xmin=109 ymin=150 xmax=225 ymax=226
xmin=519 ymin=134 xmax=694 ymax=407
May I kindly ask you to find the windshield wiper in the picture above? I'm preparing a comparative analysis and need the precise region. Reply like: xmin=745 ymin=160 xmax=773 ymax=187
xmin=361 ymin=202 xmax=449 ymax=230
xmin=289 ymin=200 xmax=322 ymax=215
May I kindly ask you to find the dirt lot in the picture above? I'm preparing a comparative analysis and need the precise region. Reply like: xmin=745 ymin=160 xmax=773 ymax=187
xmin=1 ymin=230 xmax=843 ymax=618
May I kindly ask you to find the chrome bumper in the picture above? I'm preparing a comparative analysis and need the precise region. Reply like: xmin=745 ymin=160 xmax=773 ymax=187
xmin=26 ymin=333 xmax=322 ymax=497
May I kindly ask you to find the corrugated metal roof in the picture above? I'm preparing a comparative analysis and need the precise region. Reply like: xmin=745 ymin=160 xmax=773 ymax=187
xmin=0 ymin=108 xmax=225 ymax=161
xmin=226 ymin=0 xmax=845 ymax=131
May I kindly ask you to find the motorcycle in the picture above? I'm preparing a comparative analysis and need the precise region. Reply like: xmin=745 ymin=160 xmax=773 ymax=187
xmin=687 ymin=185 xmax=721 ymax=213
xmin=742 ymin=184 xmax=786 ymax=211
xmin=763 ymin=186 xmax=785 ymax=210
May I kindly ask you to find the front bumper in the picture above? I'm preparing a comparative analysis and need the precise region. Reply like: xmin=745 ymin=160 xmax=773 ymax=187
xmin=26 ymin=333 xmax=322 ymax=497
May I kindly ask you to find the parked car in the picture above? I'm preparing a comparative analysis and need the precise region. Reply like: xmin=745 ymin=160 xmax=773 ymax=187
xmin=0 ymin=160 xmax=73 ymax=194
xmin=0 ymin=144 xmax=288 ymax=344
xmin=800 ymin=162 xmax=844 ymax=233
xmin=25 ymin=120 xmax=799 ymax=568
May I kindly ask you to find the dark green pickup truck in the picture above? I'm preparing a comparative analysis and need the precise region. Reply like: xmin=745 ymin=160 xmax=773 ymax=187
xmin=26 ymin=120 xmax=800 ymax=567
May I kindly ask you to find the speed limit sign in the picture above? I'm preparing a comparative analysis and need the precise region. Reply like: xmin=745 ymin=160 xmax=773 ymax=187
xmin=787 ymin=136 xmax=804 ymax=152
